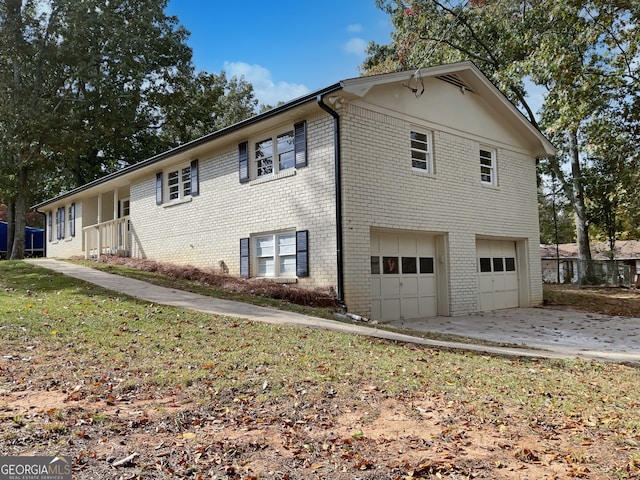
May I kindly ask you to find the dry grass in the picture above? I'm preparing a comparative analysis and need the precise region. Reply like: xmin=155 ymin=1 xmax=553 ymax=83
xmin=544 ymin=283 xmax=640 ymax=318
xmin=92 ymin=255 xmax=338 ymax=308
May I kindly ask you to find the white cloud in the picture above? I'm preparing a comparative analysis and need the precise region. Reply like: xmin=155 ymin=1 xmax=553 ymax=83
xmin=223 ymin=61 xmax=310 ymax=106
xmin=347 ymin=24 xmax=363 ymax=33
xmin=343 ymin=37 xmax=368 ymax=56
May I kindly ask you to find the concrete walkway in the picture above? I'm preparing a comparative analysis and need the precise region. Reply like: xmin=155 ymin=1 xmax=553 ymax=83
xmin=25 ymin=259 xmax=640 ymax=363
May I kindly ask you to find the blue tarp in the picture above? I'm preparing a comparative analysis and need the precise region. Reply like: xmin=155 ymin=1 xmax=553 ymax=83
xmin=1 ymin=221 xmax=45 ymax=256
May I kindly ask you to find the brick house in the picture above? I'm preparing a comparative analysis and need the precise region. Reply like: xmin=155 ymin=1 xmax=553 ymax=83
xmin=33 ymin=62 xmax=555 ymax=320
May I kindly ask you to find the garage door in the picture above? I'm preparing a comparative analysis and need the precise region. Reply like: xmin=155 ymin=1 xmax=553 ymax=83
xmin=477 ymin=239 xmax=518 ymax=311
xmin=370 ymin=232 xmax=437 ymax=321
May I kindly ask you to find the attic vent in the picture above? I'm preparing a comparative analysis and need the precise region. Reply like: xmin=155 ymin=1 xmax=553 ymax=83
xmin=436 ymin=74 xmax=475 ymax=94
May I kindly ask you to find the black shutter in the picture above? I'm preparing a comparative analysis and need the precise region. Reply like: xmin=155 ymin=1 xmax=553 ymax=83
xmin=294 ymin=121 xmax=307 ymax=168
xmin=239 ymin=142 xmax=249 ymax=183
xmin=240 ymin=237 xmax=250 ymax=278
xmin=296 ymin=230 xmax=309 ymax=277
xmin=156 ymin=172 xmax=163 ymax=205
xmin=70 ymin=203 xmax=76 ymax=237
xmin=190 ymin=159 xmax=199 ymax=196
xmin=60 ymin=206 xmax=65 ymax=239
xmin=56 ymin=209 xmax=60 ymax=240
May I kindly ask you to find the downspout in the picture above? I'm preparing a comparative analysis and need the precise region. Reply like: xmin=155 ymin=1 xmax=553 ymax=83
xmin=317 ymin=94 xmax=346 ymax=309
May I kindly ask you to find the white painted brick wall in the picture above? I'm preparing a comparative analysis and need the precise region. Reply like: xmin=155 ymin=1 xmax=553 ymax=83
xmin=130 ymin=113 xmax=338 ymax=289
xmin=340 ymin=103 xmax=542 ymax=316
xmin=46 ymin=202 xmax=83 ymax=258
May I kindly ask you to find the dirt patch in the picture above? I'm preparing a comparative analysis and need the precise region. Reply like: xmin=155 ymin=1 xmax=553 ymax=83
xmin=1 ymin=385 xmax=634 ymax=479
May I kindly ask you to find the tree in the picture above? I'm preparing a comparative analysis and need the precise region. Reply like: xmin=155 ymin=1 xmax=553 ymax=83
xmin=0 ymin=0 xmax=258 ymax=258
xmin=363 ymin=0 xmax=639 ymax=263
xmin=159 ymin=71 xmax=258 ymax=147
xmin=538 ymin=176 xmax=575 ymax=246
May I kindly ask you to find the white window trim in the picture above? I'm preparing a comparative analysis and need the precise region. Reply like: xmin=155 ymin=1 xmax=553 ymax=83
xmin=253 ymin=231 xmax=297 ymax=279
xmin=164 ymin=163 xmax=192 ymax=203
xmin=480 ymin=146 xmax=497 ymax=186
xmin=253 ymin=129 xmax=295 ymax=180
xmin=410 ymin=130 xmax=434 ymax=175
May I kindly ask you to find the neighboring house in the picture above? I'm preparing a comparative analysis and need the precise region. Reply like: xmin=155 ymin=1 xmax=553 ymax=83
xmin=33 ymin=62 xmax=555 ymax=320
xmin=541 ymin=241 xmax=640 ymax=286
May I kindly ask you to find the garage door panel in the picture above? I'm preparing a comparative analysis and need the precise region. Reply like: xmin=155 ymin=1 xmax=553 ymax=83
xmin=476 ymin=239 xmax=519 ymax=311
xmin=382 ymin=298 xmax=401 ymax=320
xmin=419 ymin=277 xmax=436 ymax=295
xmin=371 ymin=300 xmax=381 ymax=320
xmin=401 ymin=277 xmax=419 ymax=295
xmin=381 ymin=277 xmax=401 ymax=296
xmin=380 ymin=234 xmax=399 ymax=252
xmin=402 ymin=298 xmax=419 ymax=318
xmin=370 ymin=277 xmax=381 ymax=297
xmin=419 ymin=297 xmax=438 ymax=317
xmin=399 ymin=236 xmax=417 ymax=255
xmin=371 ymin=232 xmax=438 ymax=321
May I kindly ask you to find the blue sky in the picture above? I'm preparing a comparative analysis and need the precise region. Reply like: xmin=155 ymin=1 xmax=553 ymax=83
xmin=165 ymin=0 xmax=392 ymax=106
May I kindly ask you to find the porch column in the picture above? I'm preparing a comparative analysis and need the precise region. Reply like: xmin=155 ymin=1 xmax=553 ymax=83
xmin=96 ymin=194 xmax=102 ymax=257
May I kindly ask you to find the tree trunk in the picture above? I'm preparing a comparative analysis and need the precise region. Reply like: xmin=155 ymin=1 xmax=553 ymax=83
xmin=6 ymin=199 xmax=15 ymax=259
xmin=569 ymin=130 xmax=591 ymax=262
xmin=10 ymin=167 xmax=27 ymax=259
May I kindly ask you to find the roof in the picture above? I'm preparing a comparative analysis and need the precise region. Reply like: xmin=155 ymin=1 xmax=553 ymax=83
xmin=33 ymin=61 xmax=555 ymax=210
xmin=540 ymin=240 xmax=640 ymax=260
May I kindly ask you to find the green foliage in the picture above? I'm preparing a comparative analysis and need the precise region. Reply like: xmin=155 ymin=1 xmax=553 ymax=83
xmin=0 ymin=0 xmax=259 ymax=258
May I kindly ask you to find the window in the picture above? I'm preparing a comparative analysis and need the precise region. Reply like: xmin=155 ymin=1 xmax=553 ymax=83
xmin=239 ymin=121 xmax=306 ymax=183
xmin=157 ymin=159 xmax=199 ymax=205
xmin=480 ymin=147 xmax=496 ymax=185
xmin=402 ymin=257 xmax=417 ymax=274
xmin=505 ymin=257 xmax=516 ymax=271
xmin=479 ymin=257 xmax=517 ymax=272
xmin=255 ymin=131 xmax=294 ymax=177
xmin=167 ymin=165 xmax=191 ymax=200
xmin=119 ymin=198 xmax=130 ymax=218
xmin=411 ymin=131 xmax=433 ymax=173
xmin=371 ymin=256 xmax=380 ymax=274
xmin=56 ymin=206 xmax=65 ymax=240
xmin=420 ymin=257 xmax=435 ymax=274
xmin=479 ymin=257 xmax=492 ymax=272
xmin=383 ymin=256 xmax=399 ymax=274
xmin=255 ymin=232 xmax=297 ymax=277
xmin=240 ymin=230 xmax=309 ymax=279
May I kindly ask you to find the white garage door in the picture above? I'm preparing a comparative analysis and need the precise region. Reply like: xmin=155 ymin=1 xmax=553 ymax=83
xmin=370 ymin=232 xmax=437 ymax=321
xmin=477 ymin=239 xmax=518 ymax=311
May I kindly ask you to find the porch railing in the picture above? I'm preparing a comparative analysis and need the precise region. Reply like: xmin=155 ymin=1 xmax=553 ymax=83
xmin=83 ymin=216 xmax=130 ymax=259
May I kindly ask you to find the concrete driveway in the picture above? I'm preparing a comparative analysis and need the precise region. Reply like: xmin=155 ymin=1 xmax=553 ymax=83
xmin=25 ymin=259 xmax=640 ymax=363
xmin=391 ymin=308 xmax=640 ymax=363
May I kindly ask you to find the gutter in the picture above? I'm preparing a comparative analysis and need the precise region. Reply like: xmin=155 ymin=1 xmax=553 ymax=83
xmin=317 ymin=93 xmax=346 ymax=309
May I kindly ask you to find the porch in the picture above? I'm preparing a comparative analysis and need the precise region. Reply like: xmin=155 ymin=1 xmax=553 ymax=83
xmin=83 ymin=216 xmax=131 ymax=259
